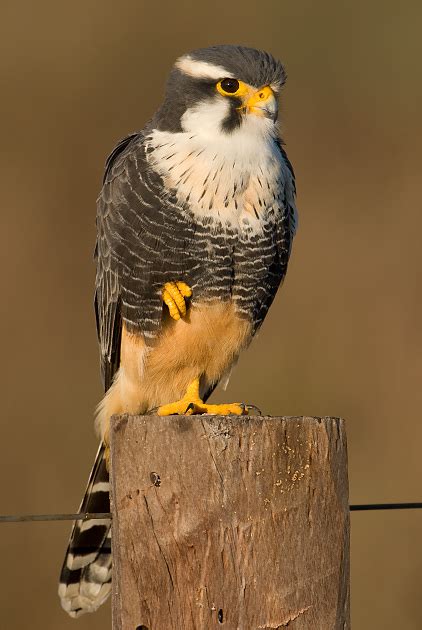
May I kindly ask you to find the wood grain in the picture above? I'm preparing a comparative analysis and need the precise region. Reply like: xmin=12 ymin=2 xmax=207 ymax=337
xmin=110 ymin=415 xmax=350 ymax=630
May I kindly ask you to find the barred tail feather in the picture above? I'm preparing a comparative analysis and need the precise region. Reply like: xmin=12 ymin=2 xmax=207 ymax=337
xmin=58 ymin=444 xmax=112 ymax=617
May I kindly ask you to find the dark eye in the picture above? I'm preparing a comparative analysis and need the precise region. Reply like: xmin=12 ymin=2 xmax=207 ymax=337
xmin=220 ymin=78 xmax=240 ymax=94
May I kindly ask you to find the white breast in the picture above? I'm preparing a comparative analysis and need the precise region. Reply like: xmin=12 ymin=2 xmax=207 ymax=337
xmin=146 ymin=102 xmax=286 ymax=235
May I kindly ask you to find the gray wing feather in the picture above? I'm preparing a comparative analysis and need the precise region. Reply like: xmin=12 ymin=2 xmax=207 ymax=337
xmin=94 ymin=132 xmax=196 ymax=391
xmin=95 ymin=134 xmax=139 ymax=391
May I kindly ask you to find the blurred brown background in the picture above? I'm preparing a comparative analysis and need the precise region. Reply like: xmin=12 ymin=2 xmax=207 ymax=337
xmin=1 ymin=0 xmax=421 ymax=627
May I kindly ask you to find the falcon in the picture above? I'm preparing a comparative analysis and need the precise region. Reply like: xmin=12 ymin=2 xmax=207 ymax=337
xmin=59 ymin=44 xmax=297 ymax=617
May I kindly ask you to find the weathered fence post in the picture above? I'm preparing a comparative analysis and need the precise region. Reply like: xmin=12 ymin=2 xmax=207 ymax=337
xmin=110 ymin=415 xmax=350 ymax=630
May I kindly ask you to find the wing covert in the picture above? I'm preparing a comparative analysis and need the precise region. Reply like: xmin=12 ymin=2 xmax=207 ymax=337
xmin=94 ymin=133 xmax=140 ymax=392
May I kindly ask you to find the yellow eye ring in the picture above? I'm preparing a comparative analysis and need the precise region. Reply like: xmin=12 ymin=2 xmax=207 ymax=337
xmin=217 ymin=78 xmax=240 ymax=95
xmin=216 ymin=78 xmax=250 ymax=98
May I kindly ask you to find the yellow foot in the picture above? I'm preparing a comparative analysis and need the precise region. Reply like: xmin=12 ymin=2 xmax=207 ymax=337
xmin=157 ymin=378 xmax=249 ymax=416
xmin=162 ymin=281 xmax=192 ymax=320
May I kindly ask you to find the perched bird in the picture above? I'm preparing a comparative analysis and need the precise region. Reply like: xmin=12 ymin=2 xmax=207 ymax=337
xmin=59 ymin=44 xmax=297 ymax=617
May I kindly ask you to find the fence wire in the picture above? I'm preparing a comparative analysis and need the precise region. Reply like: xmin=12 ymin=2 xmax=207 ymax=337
xmin=1 ymin=503 xmax=422 ymax=523
xmin=0 ymin=512 xmax=112 ymax=523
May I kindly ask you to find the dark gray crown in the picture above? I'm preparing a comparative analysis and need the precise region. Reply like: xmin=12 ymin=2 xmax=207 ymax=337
xmin=188 ymin=45 xmax=286 ymax=89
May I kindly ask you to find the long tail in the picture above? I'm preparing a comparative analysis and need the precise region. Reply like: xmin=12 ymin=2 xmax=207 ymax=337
xmin=58 ymin=444 xmax=112 ymax=617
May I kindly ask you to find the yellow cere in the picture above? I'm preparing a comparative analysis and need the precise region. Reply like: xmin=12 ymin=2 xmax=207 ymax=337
xmin=245 ymin=85 xmax=274 ymax=109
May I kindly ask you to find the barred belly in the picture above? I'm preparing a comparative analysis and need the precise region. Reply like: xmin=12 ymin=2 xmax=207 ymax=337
xmin=187 ymin=216 xmax=286 ymax=333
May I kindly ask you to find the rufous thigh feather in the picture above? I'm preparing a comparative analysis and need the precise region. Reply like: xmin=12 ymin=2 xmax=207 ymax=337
xmin=96 ymin=301 xmax=252 ymax=442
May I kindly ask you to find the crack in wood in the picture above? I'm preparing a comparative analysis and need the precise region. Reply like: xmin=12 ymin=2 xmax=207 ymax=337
xmin=258 ymin=605 xmax=312 ymax=628
xmin=143 ymin=494 xmax=174 ymax=590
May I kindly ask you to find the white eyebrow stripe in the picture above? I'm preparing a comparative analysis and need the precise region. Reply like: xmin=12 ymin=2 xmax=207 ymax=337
xmin=175 ymin=56 xmax=233 ymax=80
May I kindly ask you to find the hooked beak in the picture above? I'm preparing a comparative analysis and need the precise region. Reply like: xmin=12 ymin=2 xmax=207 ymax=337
xmin=240 ymin=86 xmax=277 ymax=120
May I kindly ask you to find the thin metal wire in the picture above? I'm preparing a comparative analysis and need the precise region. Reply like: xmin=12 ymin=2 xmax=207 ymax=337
xmin=0 ymin=512 xmax=112 ymax=523
xmin=1 ymin=503 xmax=422 ymax=522
xmin=350 ymin=502 xmax=422 ymax=511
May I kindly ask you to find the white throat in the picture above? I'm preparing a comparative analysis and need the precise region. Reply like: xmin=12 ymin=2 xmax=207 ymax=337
xmin=146 ymin=102 xmax=285 ymax=234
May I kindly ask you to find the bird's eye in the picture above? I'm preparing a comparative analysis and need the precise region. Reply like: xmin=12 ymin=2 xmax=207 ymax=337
xmin=218 ymin=78 xmax=240 ymax=95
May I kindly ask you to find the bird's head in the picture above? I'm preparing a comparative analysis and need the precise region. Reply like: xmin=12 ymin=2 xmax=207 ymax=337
xmin=153 ymin=45 xmax=286 ymax=139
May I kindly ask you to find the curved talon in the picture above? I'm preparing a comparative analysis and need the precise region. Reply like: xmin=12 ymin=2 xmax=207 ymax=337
xmin=198 ymin=402 xmax=249 ymax=416
xmin=150 ymin=400 xmax=258 ymax=418
xmin=157 ymin=378 xmax=250 ymax=417
xmin=162 ymin=281 xmax=192 ymax=320
xmin=176 ymin=281 xmax=192 ymax=298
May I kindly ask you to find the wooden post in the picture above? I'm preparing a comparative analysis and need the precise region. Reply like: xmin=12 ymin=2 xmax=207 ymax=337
xmin=110 ymin=415 xmax=350 ymax=630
